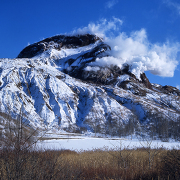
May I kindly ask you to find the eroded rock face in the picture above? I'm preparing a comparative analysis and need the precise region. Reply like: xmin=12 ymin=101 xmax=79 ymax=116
xmin=160 ymin=85 xmax=180 ymax=96
xmin=1 ymin=33 xmax=180 ymax=138
xmin=17 ymin=33 xmax=153 ymax=92
xmin=64 ymin=42 xmax=111 ymax=79
xmin=80 ymin=65 xmax=137 ymax=85
xmin=140 ymin=73 xmax=152 ymax=89
xmin=17 ymin=34 xmax=101 ymax=58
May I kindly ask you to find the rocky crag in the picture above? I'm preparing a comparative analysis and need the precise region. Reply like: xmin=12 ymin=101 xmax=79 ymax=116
xmin=0 ymin=34 xmax=180 ymax=140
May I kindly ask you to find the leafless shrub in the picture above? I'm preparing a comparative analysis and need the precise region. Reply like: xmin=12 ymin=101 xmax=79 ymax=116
xmin=160 ymin=149 xmax=180 ymax=180
xmin=0 ymin=103 xmax=47 ymax=179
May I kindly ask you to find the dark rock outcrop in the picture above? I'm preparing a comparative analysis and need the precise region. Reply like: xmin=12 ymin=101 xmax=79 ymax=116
xmin=17 ymin=34 xmax=101 ymax=58
xmin=1 ymin=33 xmax=180 ymax=139
xmin=161 ymin=85 xmax=180 ymax=96
xmin=140 ymin=73 xmax=152 ymax=89
xmin=18 ymin=33 xmax=153 ymax=93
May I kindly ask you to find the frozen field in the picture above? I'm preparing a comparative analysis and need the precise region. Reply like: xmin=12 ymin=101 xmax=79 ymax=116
xmin=36 ymin=131 xmax=180 ymax=151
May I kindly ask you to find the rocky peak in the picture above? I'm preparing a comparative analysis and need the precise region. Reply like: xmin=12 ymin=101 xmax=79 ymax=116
xmin=17 ymin=34 xmax=101 ymax=58
xmin=17 ymin=33 xmax=153 ymax=91
xmin=1 ymin=33 xmax=180 ymax=139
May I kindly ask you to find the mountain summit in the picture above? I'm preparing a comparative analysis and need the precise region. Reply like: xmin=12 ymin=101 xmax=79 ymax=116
xmin=17 ymin=34 xmax=151 ymax=89
xmin=17 ymin=34 xmax=101 ymax=58
xmin=1 ymin=34 xmax=180 ymax=139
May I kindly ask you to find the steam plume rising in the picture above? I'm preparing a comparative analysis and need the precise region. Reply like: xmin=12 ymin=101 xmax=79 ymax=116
xmin=72 ymin=18 xmax=179 ymax=79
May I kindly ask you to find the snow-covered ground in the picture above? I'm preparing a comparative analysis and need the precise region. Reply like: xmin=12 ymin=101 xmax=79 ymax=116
xmin=36 ymin=131 xmax=180 ymax=151
xmin=1 ymin=34 xmax=180 ymax=140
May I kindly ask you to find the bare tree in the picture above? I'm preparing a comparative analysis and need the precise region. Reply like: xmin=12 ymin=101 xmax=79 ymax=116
xmin=138 ymin=135 xmax=162 ymax=170
xmin=0 ymin=101 xmax=48 ymax=180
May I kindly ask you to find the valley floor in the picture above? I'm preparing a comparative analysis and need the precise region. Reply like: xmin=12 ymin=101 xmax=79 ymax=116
xmin=37 ymin=131 xmax=180 ymax=151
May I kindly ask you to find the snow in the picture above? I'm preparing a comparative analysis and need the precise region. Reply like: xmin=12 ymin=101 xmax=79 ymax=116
xmin=1 ymin=35 xmax=180 ymax=140
xmin=74 ymin=19 xmax=180 ymax=78
xmin=37 ymin=132 xmax=180 ymax=151
xmin=117 ymin=74 xmax=130 ymax=83
xmin=84 ymin=66 xmax=100 ymax=72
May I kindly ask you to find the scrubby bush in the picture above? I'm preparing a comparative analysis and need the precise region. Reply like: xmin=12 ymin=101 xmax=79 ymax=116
xmin=1 ymin=146 xmax=179 ymax=180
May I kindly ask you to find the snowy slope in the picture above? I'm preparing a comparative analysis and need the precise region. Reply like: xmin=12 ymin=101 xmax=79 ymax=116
xmin=0 ymin=34 xmax=180 ymax=138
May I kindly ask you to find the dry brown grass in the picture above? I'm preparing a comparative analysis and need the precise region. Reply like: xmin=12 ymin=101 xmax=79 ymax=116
xmin=0 ymin=148 xmax=180 ymax=180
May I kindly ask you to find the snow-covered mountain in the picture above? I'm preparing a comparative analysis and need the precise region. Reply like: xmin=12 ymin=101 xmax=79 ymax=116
xmin=1 ymin=34 xmax=180 ymax=139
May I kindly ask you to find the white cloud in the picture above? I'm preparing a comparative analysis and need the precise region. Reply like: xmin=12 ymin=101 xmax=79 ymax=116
xmin=176 ymin=85 xmax=180 ymax=89
xmin=72 ymin=17 xmax=123 ymax=38
xmin=105 ymin=0 xmax=119 ymax=9
xmin=163 ymin=0 xmax=180 ymax=15
xmin=105 ymin=29 xmax=179 ymax=78
xmin=72 ymin=18 xmax=180 ymax=79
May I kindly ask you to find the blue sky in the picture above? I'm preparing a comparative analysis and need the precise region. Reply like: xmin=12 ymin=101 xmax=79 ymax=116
xmin=0 ymin=0 xmax=180 ymax=88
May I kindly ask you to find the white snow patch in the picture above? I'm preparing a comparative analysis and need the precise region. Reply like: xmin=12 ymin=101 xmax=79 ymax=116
xmin=117 ymin=74 xmax=130 ymax=83
xmin=37 ymin=133 xmax=180 ymax=151
xmin=84 ymin=66 xmax=100 ymax=71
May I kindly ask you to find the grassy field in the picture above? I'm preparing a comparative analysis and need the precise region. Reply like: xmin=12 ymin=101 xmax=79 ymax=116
xmin=0 ymin=147 xmax=180 ymax=180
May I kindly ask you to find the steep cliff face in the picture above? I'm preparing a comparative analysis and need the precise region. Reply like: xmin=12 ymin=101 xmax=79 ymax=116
xmin=1 ymin=34 xmax=180 ymax=138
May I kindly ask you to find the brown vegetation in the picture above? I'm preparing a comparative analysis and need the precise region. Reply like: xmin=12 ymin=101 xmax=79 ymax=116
xmin=0 ymin=107 xmax=180 ymax=179
xmin=0 ymin=147 xmax=180 ymax=180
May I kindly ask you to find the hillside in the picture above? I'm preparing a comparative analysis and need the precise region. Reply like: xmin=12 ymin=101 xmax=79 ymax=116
xmin=0 ymin=34 xmax=180 ymax=140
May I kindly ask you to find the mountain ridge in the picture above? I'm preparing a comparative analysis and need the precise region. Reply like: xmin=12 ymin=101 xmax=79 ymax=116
xmin=17 ymin=34 xmax=101 ymax=58
xmin=1 ymin=33 xmax=180 ymax=140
